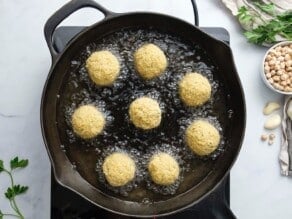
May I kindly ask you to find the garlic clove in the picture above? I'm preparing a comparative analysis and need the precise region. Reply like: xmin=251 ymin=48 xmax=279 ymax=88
xmin=264 ymin=114 xmax=282 ymax=130
xmin=263 ymin=102 xmax=281 ymax=115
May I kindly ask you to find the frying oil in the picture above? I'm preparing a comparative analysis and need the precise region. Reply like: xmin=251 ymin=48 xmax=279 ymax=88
xmin=57 ymin=29 xmax=231 ymax=200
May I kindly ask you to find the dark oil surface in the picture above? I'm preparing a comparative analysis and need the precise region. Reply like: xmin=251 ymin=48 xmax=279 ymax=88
xmin=56 ymin=28 xmax=231 ymax=202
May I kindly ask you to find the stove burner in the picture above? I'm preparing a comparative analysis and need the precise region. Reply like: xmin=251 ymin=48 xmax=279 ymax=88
xmin=50 ymin=26 xmax=235 ymax=219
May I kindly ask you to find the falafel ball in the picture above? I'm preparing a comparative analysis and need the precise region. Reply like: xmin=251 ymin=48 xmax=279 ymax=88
xmin=71 ymin=105 xmax=105 ymax=139
xmin=148 ymin=152 xmax=180 ymax=186
xmin=185 ymin=120 xmax=220 ymax=156
xmin=102 ymin=152 xmax=136 ymax=187
xmin=179 ymin=73 xmax=211 ymax=107
xmin=129 ymin=97 xmax=161 ymax=130
xmin=85 ymin=51 xmax=120 ymax=86
xmin=134 ymin=44 xmax=167 ymax=80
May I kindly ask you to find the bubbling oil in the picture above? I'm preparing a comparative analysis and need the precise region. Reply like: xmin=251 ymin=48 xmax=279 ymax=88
xmin=142 ymin=144 xmax=186 ymax=195
xmin=95 ymin=146 xmax=144 ymax=197
xmin=58 ymin=28 xmax=231 ymax=199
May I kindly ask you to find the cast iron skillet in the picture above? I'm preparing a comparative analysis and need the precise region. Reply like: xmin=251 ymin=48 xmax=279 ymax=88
xmin=41 ymin=0 xmax=246 ymax=217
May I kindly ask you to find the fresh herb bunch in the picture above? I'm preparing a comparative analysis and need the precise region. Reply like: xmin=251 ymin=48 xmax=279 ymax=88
xmin=237 ymin=3 xmax=292 ymax=45
xmin=0 ymin=157 xmax=29 ymax=219
xmin=254 ymin=2 xmax=275 ymax=15
xmin=245 ymin=12 xmax=292 ymax=44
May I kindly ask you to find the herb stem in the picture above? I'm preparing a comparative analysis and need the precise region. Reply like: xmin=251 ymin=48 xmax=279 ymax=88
xmin=0 ymin=157 xmax=29 ymax=219
xmin=4 ymin=169 xmax=25 ymax=219
xmin=9 ymin=200 xmax=17 ymax=212
xmin=1 ymin=213 xmax=21 ymax=218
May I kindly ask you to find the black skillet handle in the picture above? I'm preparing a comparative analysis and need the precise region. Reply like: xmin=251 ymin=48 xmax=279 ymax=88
xmin=190 ymin=0 xmax=199 ymax=26
xmin=44 ymin=0 xmax=114 ymax=63
xmin=45 ymin=0 xmax=199 ymax=62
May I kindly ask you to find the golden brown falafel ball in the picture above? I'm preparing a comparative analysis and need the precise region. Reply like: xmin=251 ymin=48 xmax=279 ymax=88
xmin=179 ymin=73 xmax=211 ymax=107
xmin=71 ymin=105 xmax=105 ymax=139
xmin=129 ymin=97 xmax=162 ymax=130
xmin=102 ymin=152 xmax=136 ymax=187
xmin=186 ymin=120 xmax=220 ymax=156
xmin=148 ymin=152 xmax=180 ymax=186
xmin=86 ymin=51 xmax=120 ymax=86
xmin=134 ymin=44 xmax=167 ymax=80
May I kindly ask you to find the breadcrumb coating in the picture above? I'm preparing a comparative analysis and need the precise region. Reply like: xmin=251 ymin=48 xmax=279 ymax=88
xmin=148 ymin=153 xmax=180 ymax=186
xmin=102 ymin=152 xmax=136 ymax=187
xmin=186 ymin=120 xmax=220 ymax=156
xmin=71 ymin=105 xmax=105 ymax=139
xmin=134 ymin=44 xmax=167 ymax=80
xmin=129 ymin=97 xmax=161 ymax=130
xmin=179 ymin=73 xmax=211 ymax=107
xmin=86 ymin=51 xmax=120 ymax=86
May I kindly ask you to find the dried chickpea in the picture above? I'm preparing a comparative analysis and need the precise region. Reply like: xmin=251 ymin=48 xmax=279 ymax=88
xmin=261 ymin=134 xmax=268 ymax=141
xmin=278 ymin=56 xmax=284 ymax=62
xmin=266 ymin=55 xmax=272 ymax=61
xmin=276 ymin=70 xmax=283 ymax=76
xmin=269 ymin=133 xmax=275 ymax=140
xmin=264 ymin=43 xmax=292 ymax=93
xmin=280 ymin=63 xmax=286 ymax=69
xmin=269 ymin=60 xmax=275 ymax=66
xmin=266 ymin=73 xmax=272 ymax=78
xmin=273 ymin=76 xmax=280 ymax=81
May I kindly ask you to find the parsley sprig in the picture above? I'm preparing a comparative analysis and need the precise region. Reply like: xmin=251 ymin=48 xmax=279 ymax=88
xmin=237 ymin=4 xmax=292 ymax=45
xmin=237 ymin=6 xmax=253 ymax=24
xmin=254 ymin=2 xmax=275 ymax=16
xmin=244 ymin=12 xmax=292 ymax=44
xmin=0 ymin=157 xmax=29 ymax=219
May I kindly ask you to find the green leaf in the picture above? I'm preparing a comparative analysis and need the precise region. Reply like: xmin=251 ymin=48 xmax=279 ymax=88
xmin=277 ymin=12 xmax=292 ymax=23
xmin=244 ymin=31 xmax=263 ymax=44
xmin=1 ymin=156 xmax=29 ymax=218
xmin=0 ymin=160 xmax=3 ymax=172
xmin=5 ymin=185 xmax=29 ymax=200
xmin=237 ymin=6 xmax=253 ymax=24
xmin=13 ymin=185 xmax=29 ymax=196
xmin=243 ymin=10 xmax=292 ymax=44
xmin=5 ymin=187 xmax=14 ymax=200
xmin=254 ymin=2 xmax=275 ymax=15
xmin=10 ymin=157 xmax=29 ymax=170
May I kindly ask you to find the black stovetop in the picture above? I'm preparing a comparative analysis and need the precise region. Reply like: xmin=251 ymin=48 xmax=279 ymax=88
xmin=51 ymin=26 xmax=235 ymax=219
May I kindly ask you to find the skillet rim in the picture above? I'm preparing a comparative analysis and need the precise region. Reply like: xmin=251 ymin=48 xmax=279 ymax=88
xmin=41 ymin=11 xmax=246 ymax=217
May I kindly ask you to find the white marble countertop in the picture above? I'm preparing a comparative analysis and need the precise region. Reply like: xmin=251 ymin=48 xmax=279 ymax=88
xmin=0 ymin=0 xmax=290 ymax=218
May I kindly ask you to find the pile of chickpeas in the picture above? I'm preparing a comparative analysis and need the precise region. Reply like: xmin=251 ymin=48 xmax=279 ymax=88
xmin=264 ymin=43 xmax=292 ymax=92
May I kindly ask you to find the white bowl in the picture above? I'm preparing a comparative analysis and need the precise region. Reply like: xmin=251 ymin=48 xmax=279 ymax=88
xmin=261 ymin=41 xmax=292 ymax=95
